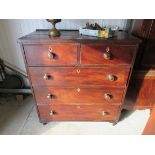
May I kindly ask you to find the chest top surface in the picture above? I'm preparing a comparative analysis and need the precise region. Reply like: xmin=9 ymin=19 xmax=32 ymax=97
xmin=18 ymin=30 xmax=141 ymax=45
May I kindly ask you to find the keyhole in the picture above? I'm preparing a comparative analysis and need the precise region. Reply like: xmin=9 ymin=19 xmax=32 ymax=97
xmin=49 ymin=47 xmax=52 ymax=52
xmin=77 ymin=69 xmax=80 ymax=74
xmin=77 ymin=88 xmax=80 ymax=92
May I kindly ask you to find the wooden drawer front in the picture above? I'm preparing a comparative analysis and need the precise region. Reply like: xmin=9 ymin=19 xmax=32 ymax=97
xmin=29 ymin=67 xmax=130 ymax=87
xmin=37 ymin=105 xmax=120 ymax=121
xmin=81 ymin=44 xmax=136 ymax=65
xmin=24 ymin=45 xmax=78 ymax=65
xmin=34 ymin=87 xmax=124 ymax=105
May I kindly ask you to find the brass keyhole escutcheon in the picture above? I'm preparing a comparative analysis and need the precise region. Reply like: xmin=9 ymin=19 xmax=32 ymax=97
xmin=49 ymin=47 xmax=52 ymax=52
xmin=77 ymin=69 xmax=80 ymax=74
xmin=77 ymin=88 xmax=80 ymax=92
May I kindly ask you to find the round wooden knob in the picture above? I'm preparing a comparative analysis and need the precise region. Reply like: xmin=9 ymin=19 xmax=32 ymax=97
xmin=43 ymin=74 xmax=51 ymax=80
xmin=101 ymin=111 xmax=110 ymax=116
xmin=103 ymin=52 xmax=111 ymax=60
xmin=103 ymin=47 xmax=111 ymax=60
xmin=107 ymin=74 xmax=116 ymax=81
xmin=104 ymin=93 xmax=112 ymax=100
xmin=47 ymin=93 xmax=53 ymax=99
xmin=49 ymin=110 xmax=56 ymax=116
xmin=48 ymin=51 xmax=55 ymax=59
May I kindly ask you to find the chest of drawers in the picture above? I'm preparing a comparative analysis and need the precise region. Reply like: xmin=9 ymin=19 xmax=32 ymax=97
xmin=18 ymin=30 xmax=140 ymax=124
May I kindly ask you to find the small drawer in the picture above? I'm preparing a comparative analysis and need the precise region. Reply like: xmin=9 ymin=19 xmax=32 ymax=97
xmin=24 ymin=45 xmax=78 ymax=66
xmin=28 ymin=66 xmax=130 ymax=87
xmin=81 ymin=44 xmax=136 ymax=65
xmin=37 ymin=105 xmax=120 ymax=122
xmin=34 ymin=87 xmax=125 ymax=106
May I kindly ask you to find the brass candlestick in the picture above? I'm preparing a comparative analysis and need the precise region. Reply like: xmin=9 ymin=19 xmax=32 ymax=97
xmin=46 ymin=19 xmax=61 ymax=37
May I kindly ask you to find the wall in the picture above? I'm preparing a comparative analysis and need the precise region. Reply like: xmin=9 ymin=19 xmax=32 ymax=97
xmin=0 ymin=19 xmax=131 ymax=75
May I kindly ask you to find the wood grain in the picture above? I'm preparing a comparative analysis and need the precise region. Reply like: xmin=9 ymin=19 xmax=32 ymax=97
xmin=37 ymin=105 xmax=121 ymax=122
xmin=33 ymin=86 xmax=125 ymax=105
xmin=18 ymin=30 xmax=140 ymax=123
xmin=124 ymin=70 xmax=155 ymax=110
xmin=24 ymin=45 xmax=79 ymax=66
xmin=131 ymin=19 xmax=155 ymax=69
xmin=81 ymin=44 xmax=136 ymax=65
xmin=28 ymin=66 xmax=130 ymax=87
xmin=18 ymin=30 xmax=141 ymax=45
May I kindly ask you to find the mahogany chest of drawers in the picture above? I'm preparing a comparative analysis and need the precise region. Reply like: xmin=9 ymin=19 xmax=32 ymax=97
xmin=18 ymin=30 xmax=140 ymax=124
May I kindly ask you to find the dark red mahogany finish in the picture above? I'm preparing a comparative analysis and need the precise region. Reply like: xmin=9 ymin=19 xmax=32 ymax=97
xmin=18 ymin=30 xmax=140 ymax=124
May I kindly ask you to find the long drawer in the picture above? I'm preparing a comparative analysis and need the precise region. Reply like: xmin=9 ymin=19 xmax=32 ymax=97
xmin=24 ymin=45 xmax=79 ymax=66
xmin=81 ymin=44 xmax=136 ymax=65
xmin=28 ymin=66 xmax=130 ymax=87
xmin=37 ymin=105 xmax=120 ymax=122
xmin=33 ymin=86 xmax=125 ymax=105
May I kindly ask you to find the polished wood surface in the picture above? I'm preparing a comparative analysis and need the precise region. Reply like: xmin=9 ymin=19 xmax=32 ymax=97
xmin=37 ymin=105 xmax=120 ymax=122
xmin=33 ymin=86 xmax=125 ymax=105
xmin=28 ymin=66 xmax=130 ymax=87
xmin=81 ymin=44 xmax=136 ymax=65
xmin=141 ymin=21 xmax=155 ymax=68
xmin=131 ymin=20 xmax=153 ymax=39
xmin=124 ymin=70 xmax=155 ymax=110
xmin=24 ymin=45 xmax=79 ymax=66
xmin=18 ymin=30 xmax=140 ymax=44
xmin=18 ymin=30 xmax=140 ymax=123
xmin=125 ymin=19 xmax=155 ymax=110
xmin=131 ymin=19 xmax=155 ymax=69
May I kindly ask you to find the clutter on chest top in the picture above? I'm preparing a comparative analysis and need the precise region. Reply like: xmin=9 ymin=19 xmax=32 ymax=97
xmin=79 ymin=22 xmax=119 ymax=38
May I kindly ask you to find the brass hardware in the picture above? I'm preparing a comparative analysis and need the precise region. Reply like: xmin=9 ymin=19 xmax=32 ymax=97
xmin=103 ymin=47 xmax=111 ymax=60
xmin=48 ymin=51 xmax=55 ymax=59
xmin=104 ymin=93 xmax=112 ymax=100
xmin=48 ymin=47 xmax=56 ymax=59
xmin=77 ymin=106 xmax=81 ymax=109
xmin=106 ymin=47 xmax=110 ymax=52
xmin=101 ymin=111 xmax=109 ymax=116
xmin=47 ymin=93 xmax=52 ymax=99
xmin=103 ymin=51 xmax=111 ymax=60
xmin=46 ymin=19 xmax=61 ymax=37
xmin=77 ymin=69 xmax=80 ymax=74
xmin=49 ymin=110 xmax=56 ymax=116
xmin=107 ymin=74 xmax=116 ymax=81
xmin=43 ymin=74 xmax=51 ymax=80
xmin=49 ymin=47 xmax=52 ymax=52
xmin=77 ymin=88 xmax=80 ymax=92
